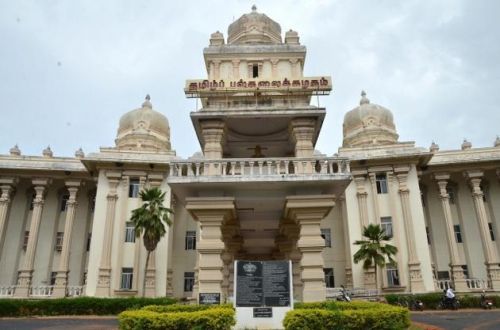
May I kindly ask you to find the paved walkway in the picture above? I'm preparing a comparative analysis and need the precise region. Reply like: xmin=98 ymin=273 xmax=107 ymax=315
xmin=411 ymin=309 xmax=500 ymax=330
xmin=0 ymin=316 xmax=118 ymax=330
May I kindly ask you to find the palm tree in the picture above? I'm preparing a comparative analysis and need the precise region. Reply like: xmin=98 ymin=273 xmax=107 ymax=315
xmin=130 ymin=187 xmax=173 ymax=297
xmin=353 ymin=223 xmax=398 ymax=290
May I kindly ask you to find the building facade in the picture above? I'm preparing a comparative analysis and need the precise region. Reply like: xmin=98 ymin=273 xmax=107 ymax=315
xmin=1 ymin=7 xmax=500 ymax=302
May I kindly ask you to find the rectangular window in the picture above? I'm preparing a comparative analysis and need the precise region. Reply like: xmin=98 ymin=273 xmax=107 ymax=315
xmin=426 ymin=226 xmax=431 ymax=245
xmin=420 ymin=191 xmax=426 ymax=207
xmin=55 ymin=232 xmax=64 ymax=252
xmin=321 ymin=228 xmax=332 ymax=248
xmin=128 ymin=179 xmax=140 ymax=198
xmin=489 ymin=222 xmax=495 ymax=241
xmin=323 ymin=268 xmax=335 ymax=288
xmin=60 ymin=194 xmax=69 ymax=212
xmin=252 ymin=64 xmax=258 ymax=78
xmin=83 ymin=272 xmax=88 ymax=285
xmin=86 ymin=233 xmax=92 ymax=252
xmin=125 ymin=222 xmax=135 ymax=243
xmin=386 ymin=265 xmax=400 ymax=287
xmin=23 ymin=231 xmax=29 ymax=250
xmin=454 ymin=224 xmax=463 ymax=243
xmin=185 ymin=231 xmax=196 ymax=250
xmin=376 ymin=174 xmax=388 ymax=194
xmin=120 ymin=268 xmax=133 ymax=290
xmin=50 ymin=271 xmax=57 ymax=286
xmin=380 ymin=217 xmax=393 ymax=238
xmin=437 ymin=271 xmax=450 ymax=280
xmin=184 ymin=272 xmax=195 ymax=292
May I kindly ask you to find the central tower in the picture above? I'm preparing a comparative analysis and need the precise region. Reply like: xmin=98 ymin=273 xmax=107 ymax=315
xmin=170 ymin=6 xmax=350 ymax=303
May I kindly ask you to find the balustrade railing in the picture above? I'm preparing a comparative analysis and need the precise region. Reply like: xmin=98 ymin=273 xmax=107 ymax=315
xmin=30 ymin=286 xmax=53 ymax=297
xmin=466 ymin=278 xmax=490 ymax=290
xmin=168 ymin=157 xmax=350 ymax=179
xmin=0 ymin=285 xmax=15 ymax=297
xmin=436 ymin=279 xmax=452 ymax=290
xmin=67 ymin=286 xmax=85 ymax=297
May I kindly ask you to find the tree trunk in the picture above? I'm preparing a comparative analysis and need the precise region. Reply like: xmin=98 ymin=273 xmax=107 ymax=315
xmin=143 ymin=250 xmax=151 ymax=298
xmin=374 ymin=265 xmax=378 ymax=292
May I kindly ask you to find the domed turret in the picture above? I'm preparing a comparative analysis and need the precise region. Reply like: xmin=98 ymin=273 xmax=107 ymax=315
xmin=227 ymin=5 xmax=282 ymax=45
xmin=342 ymin=91 xmax=399 ymax=148
xmin=115 ymin=95 xmax=171 ymax=152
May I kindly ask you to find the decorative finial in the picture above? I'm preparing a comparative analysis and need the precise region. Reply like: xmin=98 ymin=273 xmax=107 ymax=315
xmin=43 ymin=145 xmax=53 ymax=158
xmin=461 ymin=138 xmax=472 ymax=150
xmin=494 ymin=136 xmax=500 ymax=147
xmin=360 ymin=90 xmax=370 ymax=105
xmin=9 ymin=144 xmax=21 ymax=156
xmin=75 ymin=147 xmax=85 ymax=158
xmin=142 ymin=94 xmax=152 ymax=108
xmin=252 ymin=4 xmax=257 ymax=12
xmin=429 ymin=141 xmax=439 ymax=152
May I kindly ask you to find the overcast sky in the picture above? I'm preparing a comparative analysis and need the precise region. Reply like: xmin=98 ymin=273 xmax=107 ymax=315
xmin=1 ymin=0 xmax=499 ymax=158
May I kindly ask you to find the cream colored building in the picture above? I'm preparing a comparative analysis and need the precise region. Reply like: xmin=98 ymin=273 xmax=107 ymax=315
xmin=1 ymin=7 xmax=500 ymax=302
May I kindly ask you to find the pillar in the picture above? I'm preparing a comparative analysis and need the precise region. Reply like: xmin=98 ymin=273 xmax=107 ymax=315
xmin=186 ymin=197 xmax=235 ymax=303
xmin=352 ymin=171 xmax=375 ymax=288
xmin=200 ymin=120 xmax=225 ymax=175
xmin=96 ymin=171 xmax=121 ymax=296
xmin=53 ymin=180 xmax=81 ymax=297
xmin=434 ymin=173 xmax=468 ymax=292
xmin=232 ymin=60 xmax=240 ymax=79
xmin=221 ymin=218 xmax=240 ymax=302
xmin=394 ymin=167 xmax=425 ymax=292
xmin=15 ymin=178 xmax=50 ymax=297
xmin=289 ymin=118 xmax=316 ymax=159
xmin=279 ymin=218 xmax=302 ymax=301
xmin=285 ymin=195 xmax=335 ymax=302
xmin=0 ymin=178 xmax=17 ymax=255
xmin=465 ymin=170 xmax=500 ymax=290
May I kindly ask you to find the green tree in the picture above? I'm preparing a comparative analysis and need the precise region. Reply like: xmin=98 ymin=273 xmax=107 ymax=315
xmin=130 ymin=187 xmax=173 ymax=297
xmin=353 ymin=223 xmax=398 ymax=290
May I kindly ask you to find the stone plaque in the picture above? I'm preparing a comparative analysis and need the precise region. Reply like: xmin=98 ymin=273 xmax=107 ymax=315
xmin=236 ymin=261 xmax=263 ymax=307
xmin=236 ymin=260 xmax=291 ymax=307
xmin=199 ymin=292 xmax=220 ymax=305
xmin=253 ymin=307 xmax=273 ymax=318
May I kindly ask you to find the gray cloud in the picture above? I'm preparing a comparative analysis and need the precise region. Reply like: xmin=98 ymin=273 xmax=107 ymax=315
xmin=0 ymin=0 xmax=499 ymax=158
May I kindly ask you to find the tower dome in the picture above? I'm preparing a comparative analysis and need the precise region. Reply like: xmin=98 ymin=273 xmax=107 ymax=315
xmin=115 ymin=95 xmax=171 ymax=151
xmin=227 ymin=5 xmax=282 ymax=44
xmin=342 ymin=91 xmax=399 ymax=147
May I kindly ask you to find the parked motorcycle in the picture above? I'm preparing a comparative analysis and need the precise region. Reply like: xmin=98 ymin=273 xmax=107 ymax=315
xmin=480 ymin=291 xmax=494 ymax=310
xmin=336 ymin=286 xmax=351 ymax=302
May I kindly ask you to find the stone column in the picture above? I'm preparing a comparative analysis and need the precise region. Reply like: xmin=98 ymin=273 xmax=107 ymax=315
xmin=96 ymin=172 xmax=121 ymax=296
xmin=465 ymin=170 xmax=500 ymax=290
xmin=338 ymin=195 xmax=354 ymax=288
xmin=0 ymin=178 xmax=17 ymax=254
xmin=279 ymin=218 xmax=302 ymax=301
xmin=221 ymin=218 xmax=240 ymax=302
xmin=15 ymin=178 xmax=50 ymax=297
xmin=394 ymin=167 xmax=425 ymax=292
xmin=53 ymin=180 xmax=81 ymax=297
xmin=289 ymin=118 xmax=316 ymax=159
xmin=200 ymin=120 xmax=225 ymax=175
xmin=212 ymin=60 xmax=221 ymax=81
xmin=434 ymin=173 xmax=468 ymax=292
xmin=352 ymin=171 xmax=375 ymax=288
xmin=186 ymin=197 xmax=235 ymax=303
xmin=285 ymin=195 xmax=335 ymax=302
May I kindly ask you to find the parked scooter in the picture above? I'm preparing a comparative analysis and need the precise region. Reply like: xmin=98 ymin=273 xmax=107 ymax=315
xmin=336 ymin=285 xmax=351 ymax=302
xmin=409 ymin=297 xmax=424 ymax=311
xmin=480 ymin=291 xmax=494 ymax=309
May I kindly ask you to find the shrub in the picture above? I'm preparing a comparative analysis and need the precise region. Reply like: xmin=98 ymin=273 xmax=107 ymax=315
xmin=284 ymin=302 xmax=409 ymax=330
xmin=0 ymin=297 xmax=176 ymax=317
xmin=386 ymin=292 xmax=500 ymax=309
xmin=142 ymin=303 xmax=233 ymax=313
xmin=118 ymin=307 xmax=235 ymax=330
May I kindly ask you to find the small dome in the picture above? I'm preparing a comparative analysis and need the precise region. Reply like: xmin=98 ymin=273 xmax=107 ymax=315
xmin=227 ymin=5 xmax=282 ymax=44
xmin=43 ymin=146 xmax=53 ymax=158
xmin=115 ymin=95 xmax=171 ymax=151
xmin=342 ymin=91 xmax=399 ymax=147
xmin=9 ymin=144 xmax=21 ymax=156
